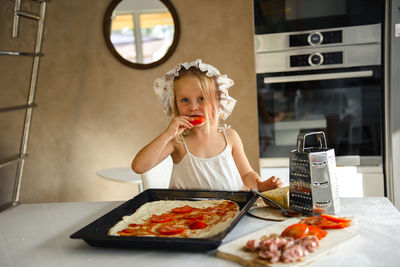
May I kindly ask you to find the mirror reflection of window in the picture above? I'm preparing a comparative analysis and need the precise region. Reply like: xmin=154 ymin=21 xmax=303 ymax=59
xmin=111 ymin=14 xmax=135 ymax=62
xmin=110 ymin=0 xmax=174 ymax=64
xmin=140 ymin=13 xmax=174 ymax=63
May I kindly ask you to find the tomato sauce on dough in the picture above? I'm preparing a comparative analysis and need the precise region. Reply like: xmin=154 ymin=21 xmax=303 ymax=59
xmin=117 ymin=200 xmax=238 ymax=237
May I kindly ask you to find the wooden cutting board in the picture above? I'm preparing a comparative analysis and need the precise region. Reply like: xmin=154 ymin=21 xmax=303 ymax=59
xmin=216 ymin=218 xmax=359 ymax=267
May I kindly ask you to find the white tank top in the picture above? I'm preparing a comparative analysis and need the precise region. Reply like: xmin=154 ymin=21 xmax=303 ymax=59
xmin=169 ymin=130 xmax=244 ymax=190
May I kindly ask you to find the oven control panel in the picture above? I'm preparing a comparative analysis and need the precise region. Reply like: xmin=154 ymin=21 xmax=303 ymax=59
xmin=290 ymin=51 xmax=343 ymax=67
xmin=289 ymin=30 xmax=343 ymax=47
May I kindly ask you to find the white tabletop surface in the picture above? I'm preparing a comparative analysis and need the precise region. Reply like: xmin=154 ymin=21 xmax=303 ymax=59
xmin=1 ymin=197 xmax=400 ymax=267
xmin=96 ymin=167 xmax=142 ymax=184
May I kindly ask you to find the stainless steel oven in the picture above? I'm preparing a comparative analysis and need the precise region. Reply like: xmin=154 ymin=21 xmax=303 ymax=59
xmin=254 ymin=0 xmax=384 ymax=35
xmin=255 ymin=22 xmax=384 ymax=166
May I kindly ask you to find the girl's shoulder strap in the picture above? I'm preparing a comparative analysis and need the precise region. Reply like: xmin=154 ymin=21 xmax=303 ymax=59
xmin=218 ymin=124 xmax=231 ymax=132
xmin=180 ymin=135 xmax=190 ymax=152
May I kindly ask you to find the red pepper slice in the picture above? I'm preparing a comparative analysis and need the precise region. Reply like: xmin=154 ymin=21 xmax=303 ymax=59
xmin=150 ymin=213 xmax=174 ymax=223
xmin=158 ymin=225 xmax=185 ymax=235
xmin=321 ymin=214 xmax=352 ymax=223
xmin=172 ymin=205 xmax=193 ymax=214
xmin=281 ymin=223 xmax=309 ymax=240
xmin=320 ymin=220 xmax=350 ymax=229
xmin=301 ymin=215 xmax=351 ymax=229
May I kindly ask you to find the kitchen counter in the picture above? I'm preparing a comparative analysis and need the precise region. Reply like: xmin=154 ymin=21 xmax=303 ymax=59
xmin=1 ymin=197 xmax=399 ymax=267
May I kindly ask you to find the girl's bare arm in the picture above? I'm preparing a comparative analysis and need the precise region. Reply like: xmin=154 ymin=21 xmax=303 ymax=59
xmin=131 ymin=131 xmax=175 ymax=174
xmin=228 ymin=129 xmax=282 ymax=191
xmin=131 ymin=116 xmax=193 ymax=173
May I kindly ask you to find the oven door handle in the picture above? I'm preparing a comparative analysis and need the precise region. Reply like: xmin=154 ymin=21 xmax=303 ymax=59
xmin=263 ymin=70 xmax=373 ymax=84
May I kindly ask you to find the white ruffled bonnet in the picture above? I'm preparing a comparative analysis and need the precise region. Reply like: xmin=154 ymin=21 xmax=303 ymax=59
xmin=153 ymin=59 xmax=237 ymax=120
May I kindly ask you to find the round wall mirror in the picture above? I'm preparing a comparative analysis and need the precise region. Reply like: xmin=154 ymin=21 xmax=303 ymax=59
xmin=103 ymin=0 xmax=180 ymax=69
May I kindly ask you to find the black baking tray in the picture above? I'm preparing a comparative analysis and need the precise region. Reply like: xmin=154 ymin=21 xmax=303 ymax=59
xmin=70 ymin=189 xmax=257 ymax=251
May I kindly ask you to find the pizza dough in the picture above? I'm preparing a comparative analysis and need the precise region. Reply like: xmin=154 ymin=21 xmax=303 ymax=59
xmin=108 ymin=199 xmax=240 ymax=238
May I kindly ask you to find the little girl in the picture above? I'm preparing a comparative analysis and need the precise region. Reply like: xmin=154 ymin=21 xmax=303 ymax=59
xmin=132 ymin=59 xmax=282 ymax=191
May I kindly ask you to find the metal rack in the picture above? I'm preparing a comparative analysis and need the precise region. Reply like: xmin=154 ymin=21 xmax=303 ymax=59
xmin=0 ymin=0 xmax=49 ymax=211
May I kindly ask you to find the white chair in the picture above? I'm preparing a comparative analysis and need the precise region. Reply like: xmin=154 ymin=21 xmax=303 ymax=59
xmin=140 ymin=156 xmax=173 ymax=190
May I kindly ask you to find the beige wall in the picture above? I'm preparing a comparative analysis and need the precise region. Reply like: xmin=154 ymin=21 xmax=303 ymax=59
xmin=0 ymin=0 xmax=259 ymax=203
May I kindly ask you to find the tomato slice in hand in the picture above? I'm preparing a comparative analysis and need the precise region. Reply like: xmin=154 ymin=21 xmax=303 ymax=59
xmin=189 ymin=220 xmax=207 ymax=230
xmin=158 ymin=225 xmax=185 ymax=235
xmin=300 ymin=216 xmax=328 ymax=227
xmin=191 ymin=116 xmax=205 ymax=125
xmin=172 ymin=205 xmax=193 ymax=214
xmin=321 ymin=214 xmax=351 ymax=223
xmin=281 ymin=223 xmax=309 ymax=239
xmin=150 ymin=213 xmax=174 ymax=223
xmin=306 ymin=225 xmax=328 ymax=240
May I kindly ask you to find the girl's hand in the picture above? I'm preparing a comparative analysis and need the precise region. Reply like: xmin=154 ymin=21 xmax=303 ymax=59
xmin=165 ymin=116 xmax=193 ymax=138
xmin=257 ymin=176 xmax=283 ymax=192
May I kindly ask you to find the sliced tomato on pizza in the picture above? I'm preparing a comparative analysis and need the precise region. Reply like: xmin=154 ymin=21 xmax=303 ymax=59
xmin=158 ymin=225 xmax=185 ymax=235
xmin=150 ymin=213 xmax=174 ymax=223
xmin=172 ymin=205 xmax=193 ymax=214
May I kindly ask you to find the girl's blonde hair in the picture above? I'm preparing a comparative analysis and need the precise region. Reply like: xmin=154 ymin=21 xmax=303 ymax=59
xmin=172 ymin=67 xmax=220 ymax=121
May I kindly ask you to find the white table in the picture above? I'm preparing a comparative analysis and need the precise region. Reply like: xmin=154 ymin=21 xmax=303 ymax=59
xmin=96 ymin=167 xmax=143 ymax=192
xmin=1 ymin=198 xmax=400 ymax=267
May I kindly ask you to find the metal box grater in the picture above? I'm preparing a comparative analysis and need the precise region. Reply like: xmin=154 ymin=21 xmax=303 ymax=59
xmin=289 ymin=132 xmax=341 ymax=215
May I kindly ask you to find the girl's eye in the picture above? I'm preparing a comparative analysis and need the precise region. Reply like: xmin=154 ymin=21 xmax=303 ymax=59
xmin=181 ymin=98 xmax=188 ymax=103
xmin=198 ymin=97 xmax=204 ymax=102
